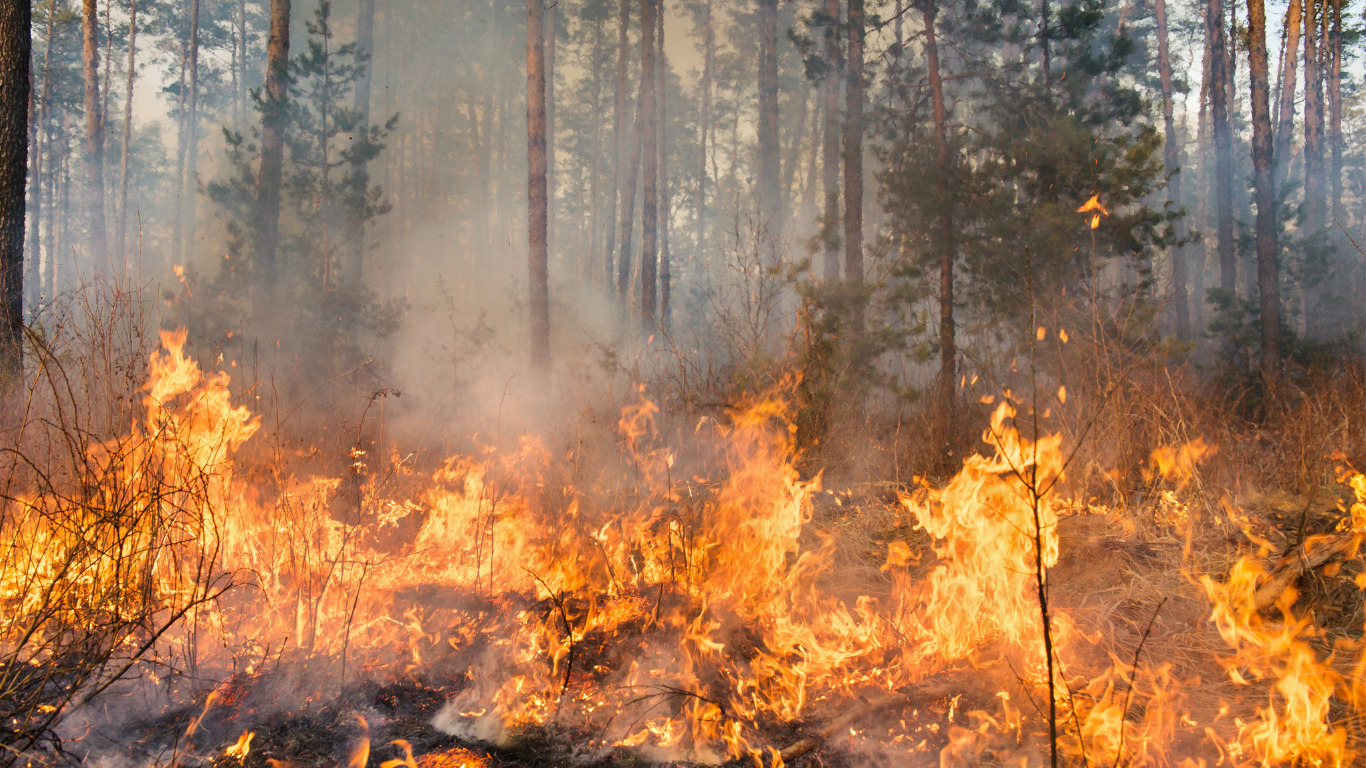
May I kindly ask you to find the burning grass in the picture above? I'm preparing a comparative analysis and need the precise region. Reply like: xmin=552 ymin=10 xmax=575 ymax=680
xmin=2 ymin=327 xmax=1366 ymax=767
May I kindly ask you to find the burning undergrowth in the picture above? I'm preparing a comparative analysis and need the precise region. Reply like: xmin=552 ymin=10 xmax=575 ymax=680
xmin=3 ymin=330 xmax=1366 ymax=767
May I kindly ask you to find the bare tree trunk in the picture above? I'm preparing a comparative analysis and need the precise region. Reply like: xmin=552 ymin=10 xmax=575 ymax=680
xmin=587 ymin=14 xmax=606 ymax=282
xmin=237 ymin=0 xmax=247 ymax=129
xmin=1155 ymin=0 xmax=1189 ymax=339
xmin=82 ymin=0 xmax=109 ymax=270
xmin=639 ymin=0 xmax=658 ymax=323
xmin=1273 ymin=0 xmax=1300 ymax=189
xmin=1208 ymin=0 xmax=1235 ymax=298
xmin=843 ymin=0 xmax=864 ymax=300
xmin=821 ymin=0 xmax=840 ymax=280
xmin=527 ymin=0 xmax=550 ymax=368
xmin=1327 ymin=0 xmax=1341 ymax=227
xmin=924 ymin=0 xmax=955 ymax=430
xmin=117 ymin=0 xmax=135 ymax=262
xmin=179 ymin=0 xmax=200 ymax=267
xmin=1303 ymin=0 xmax=1324 ymax=233
xmin=757 ymin=0 xmax=780 ymax=245
xmin=25 ymin=63 xmax=39 ymax=315
xmin=255 ymin=0 xmax=291 ymax=297
xmin=0 ymin=0 xmax=29 ymax=389
xmin=617 ymin=99 xmax=642 ymax=300
xmin=1248 ymin=0 xmax=1281 ymax=389
xmin=546 ymin=0 xmax=556 ymax=264
xmin=606 ymin=0 xmax=630 ymax=290
xmin=347 ymin=0 xmax=374 ymax=286
xmin=783 ymin=80 xmax=808 ymax=205
xmin=694 ymin=0 xmax=713 ymax=269
xmin=657 ymin=0 xmax=670 ymax=327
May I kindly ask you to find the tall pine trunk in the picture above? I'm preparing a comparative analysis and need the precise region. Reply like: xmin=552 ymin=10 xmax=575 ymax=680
xmin=1155 ymin=0 xmax=1189 ymax=338
xmin=1248 ymin=0 xmax=1281 ymax=388
xmin=606 ymin=0 xmax=630 ymax=290
xmin=657 ymin=0 xmax=670 ymax=326
xmin=1303 ymin=0 xmax=1324 ymax=233
xmin=82 ymin=0 xmax=108 ymax=270
xmin=117 ymin=0 xmax=135 ymax=261
xmin=1273 ymin=0 xmax=1300 ymax=189
xmin=1327 ymin=0 xmax=1342 ymax=226
xmin=694 ymin=0 xmax=713 ymax=269
xmin=0 ymin=0 xmax=29 ymax=389
xmin=255 ymin=0 xmax=291 ymax=297
xmin=843 ymin=0 xmax=863 ymax=297
xmin=587 ymin=14 xmax=605 ymax=282
xmin=1208 ymin=0 xmax=1235 ymax=298
xmin=617 ymin=98 xmax=642 ymax=299
xmin=924 ymin=0 xmax=955 ymax=431
xmin=545 ymin=0 xmax=556 ymax=264
xmin=639 ymin=0 xmax=658 ymax=323
xmin=757 ymin=0 xmax=779 ymax=245
xmin=820 ymin=0 xmax=840 ymax=280
xmin=527 ymin=0 xmax=549 ymax=368
xmin=179 ymin=0 xmax=200 ymax=268
xmin=347 ymin=0 xmax=375 ymax=286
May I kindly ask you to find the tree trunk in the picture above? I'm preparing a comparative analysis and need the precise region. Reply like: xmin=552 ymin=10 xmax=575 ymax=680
xmin=0 ymin=0 xmax=29 ymax=390
xmin=617 ymin=97 xmax=642 ymax=300
xmin=821 ymin=0 xmax=840 ymax=280
xmin=347 ymin=0 xmax=374 ymax=286
xmin=255 ymin=0 xmax=291 ymax=296
xmin=1303 ymin=0 xmax=1323 ymax=233
xmin=82 ymin=0 xmax=108 ymax=270
xmin=657 ymin=0 xmax=670 ymax=327
xmin=783 ymin=80 xmax=808 ymax=206
xmin=527 ymin=0 xmax=550 ymax=368
xmin=843 ymin=0 xmax=864 ymax=298
xmin=1155 ymin=0 xmax=1189 ymax=339
xmin=1208 ymin=0 xmax=1235 ymax=298
xmin=587 ymin=14 xmax=606 ymax=282
xmin=1273 ymin=0 xmax=1300 ymax=189
xmin=545 ymin=0 xmax=556 ymax=264
xmin=237 ymin=0 xmax=247 ymax=130
xmin=694 ymin=0 xmax=713 ymax=269
xmin=1248 ymin=0 xmax=1281 ymax=390
xmin=1327 ymin=0 xmax=1341 ymax=227
xmin=179 ymin=0 xmax=200 ymax=268
xmin=924 ymin=0 xmax=955 ymax=432
xmin=606 ymin=0 xmax=631 ymax=291
xmin=639 ymin=0 xmax=658 ymax=323
xmin=117 ymin=0 xmax=135 ymax=262
xmin=757 ymin=0 xmax=780 ymax=245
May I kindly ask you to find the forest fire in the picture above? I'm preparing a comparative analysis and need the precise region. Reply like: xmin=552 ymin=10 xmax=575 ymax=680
xmin=3 ymin=332 xmax=1364 ymax=767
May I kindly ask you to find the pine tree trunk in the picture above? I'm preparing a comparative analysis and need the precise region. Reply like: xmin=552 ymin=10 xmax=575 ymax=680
xmin=820 ymin=0 xmax=840 ymax=280
xmin=639 ymin=0 xmax=658 ymax=323
xmin=617 ymin=96 xmax=642 ymax=300
xmin=1155 ymin=0 xmax=1189 ymax=339
xmin=255 ymin=0 xmax=291 ymax=296
xmin=587 ymin=14 xmax=605 ymax=282
xmin=605 ymin=0 xmax=630 ymax=290
xmin=348 ymin=0 xmax=375 ymax=286
xmin=1303 ymin=0 xmax=1324 ymax=233
xmin=1208 ymin=0 xmax=1235 ymax=298
xmin=117 ymin=0 xmax=135 ymax=261
xmin=657 ymin=0 xmax=670 ymax=326
xmin=527 ymin=0 xmax=550 ymax=368
xmin=179 ymin=0 xmax=200 ymax=268
xmin=1248 ymin=0 xmax=1281 ymax=388
xmin=694 ymin=0 xmax=713 ymax=269
xmin=843 ymin=0 xmax=863 ymax=295
xmin=0 ymin=0 xmax=29 ymax=390
xmin=783 ymin=80 xmax=808 ymax=205
xmin=25 ymin=60 xmax=39 ymax=315
xmin=237 ymin=0 xmax=247 ymax=129
xmin=1327 ymin=0 xmax=1342 ymax=226
xmin=545 ymin=0 xmax=556 ymax=266
xmin=1274 ymin=0 xmax=1300 ymax=189
xmin=82 ymin=0 xmax=109 ymax=270
xmin=757 ymin=0 xmax=780 ymax=245
xmin=924 ymin=0 xmax=955 ymax=430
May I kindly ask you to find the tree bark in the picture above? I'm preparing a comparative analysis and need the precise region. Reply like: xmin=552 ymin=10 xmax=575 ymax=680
xmin=527 ymin=0 xmax=550 ymax=368
xmin=617 ymin=98 xmax=642 ymax=300
xmin=1208 ymin=0 xmax=1235 ymax=298
xmin=1248 ymin=0 xmax=1281 ymax=389
xmin=821 ymin=0 xmax=840 ymax=280
xmin=1155 ymin=0 xmax=1189 ymax=339
xmin=0 ymin=0 xmax=29 ymax=389
xmin=694 ymin=0 xmax=713 ymax=269
xmin=657 ymin=0 xmax=670 ymax=327
xmin=843 ymin=0 xmax=864 ymax=299
xmin=1303 ymin=0 xmax=1324 ymax=234
xmin=82 ymin=0 xmax=108 ymax=270
xmin=639 ymin=0 xmax=658 ymax=323
xmin=179 ymin=0 xmax=200 ymax=267
xmin=117 ymin=0 xmax=136 ymax=262
xmin=545 ymin=0 xmax=556 ymax=265
xmin=347 ymin=0 xmax=375 ymax=286
xmin=924 ymin=0 xmax=955 ymax=431
xmin=587 ymin=13 xmax=606 ymax=282
xmin=1327 ymin=0 xmax=1341 ymax=227
xmin=1273 ymin=0 xmax=1300 ymax=190
xmin=757 ymin=0 xmax=780 ymax=245
xmin=255 ymin=0 xmax=291 ymax=296
xmin=606 ymin=0 xmax=630 ymax=291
